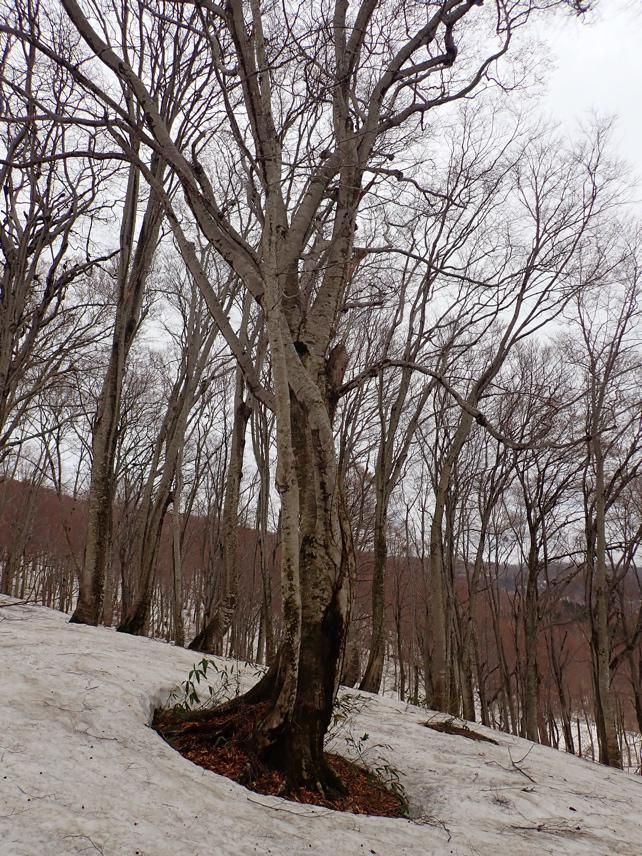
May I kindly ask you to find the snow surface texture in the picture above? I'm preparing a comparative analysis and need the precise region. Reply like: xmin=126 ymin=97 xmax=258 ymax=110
xmin=1 ymin=596 xmax=641 ymax=856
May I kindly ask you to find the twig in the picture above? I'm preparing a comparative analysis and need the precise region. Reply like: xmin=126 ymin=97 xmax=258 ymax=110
xmin=509 ymin=820 xmax=580 ymax=836
xmin=508 ymin=747 xmax=537 ymax=784
xmin=60 ymin=834 xmax=105 ymax=854
xmin=245 ymin=795 xmax=334 ymax=817
xmin=412 ymin=815 xmax=452 ymax=841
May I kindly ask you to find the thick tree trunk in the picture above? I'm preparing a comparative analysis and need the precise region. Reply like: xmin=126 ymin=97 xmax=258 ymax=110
xmin=221 ymin=322 xmax=351 ymax=793
xmin=265 ymin=569 xmax=347 ymax=793
xmin=258 ymin=378 xmax=348 ymax=790
xmin=116 ymin=491 xmax=172 ymax=635
xmin=243 ymin=512 xmax=351 ymax=793
xmin=71 ymin=414 xmax=117 ymax=626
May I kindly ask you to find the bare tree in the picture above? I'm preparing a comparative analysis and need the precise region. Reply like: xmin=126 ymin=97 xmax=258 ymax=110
xmin=568 ymin=240 xmax=642 ymax=767
xmin=189 ymin=288 xmax=262 ymax=651
xmin=116 ymin=270 xmax=222 ymax=635
xmin=500 ymin=344 xmax=583 ymax=742
xmin=4 ymin=0 xmax=600 ymax=793
xmin=404 ymin=126 xmax=619 ymax=712
xmin=0 ymin=7 xmax=114 ymax=465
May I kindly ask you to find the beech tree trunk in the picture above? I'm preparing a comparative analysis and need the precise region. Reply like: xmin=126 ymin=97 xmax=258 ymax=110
xmin=590 ymin=433 xmax=622 ymax=768
xmin=523 ymin=541 xmax=540 ymax=743
xmin=253 ymin=405 xmax=275 ymax=665
xmin=427 ymin=411 xmax=474 ymax=711
xmin=171 ymin=443 xmax=185 ymax=648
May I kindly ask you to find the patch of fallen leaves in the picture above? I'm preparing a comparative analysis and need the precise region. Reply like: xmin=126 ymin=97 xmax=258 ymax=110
xmin=153 ymin=702 xmax=406 ymax=817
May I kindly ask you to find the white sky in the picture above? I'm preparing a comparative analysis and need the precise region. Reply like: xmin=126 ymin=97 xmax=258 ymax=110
xmin=539 ymin=1 xmax=642 ymax=182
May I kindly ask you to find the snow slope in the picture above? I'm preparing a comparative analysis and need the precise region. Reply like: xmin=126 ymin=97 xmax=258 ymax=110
xmin=1 ymin=596 xmax=641 ymax=856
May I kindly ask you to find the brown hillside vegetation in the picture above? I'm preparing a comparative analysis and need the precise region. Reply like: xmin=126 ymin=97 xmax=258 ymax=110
xmin=2 ymin=476 xmax=641 ymax=767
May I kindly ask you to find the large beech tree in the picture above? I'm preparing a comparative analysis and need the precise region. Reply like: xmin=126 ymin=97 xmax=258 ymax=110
xmin=4 ymin=0 xmax=596 ymax=793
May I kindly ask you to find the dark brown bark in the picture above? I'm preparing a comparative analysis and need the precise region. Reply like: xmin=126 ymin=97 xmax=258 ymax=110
xmin=264 ymin=584 xmax=348 ymax=794
xmin=522 ymin=542 xmax=541 ymax=742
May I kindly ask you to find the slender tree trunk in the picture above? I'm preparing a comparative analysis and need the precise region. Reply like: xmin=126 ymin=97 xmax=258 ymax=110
xmin=523 ymin=541 xmax=540 ymax=742
xmin=460 ymin=544 xmax=488 ymax=722
xmin=189 ymin=366 xmax=252 ymax=651
xmin=254 ymin=406 xmax=275 ymax=664
xmin=548 ymin=631 xmax=574 ymax=754
xmin=359 ymin=504 xmax=387 ymax=693
xmin=119 ymin=305 xmax=216 ymax=635
xmin=71 ymin=160 xmax=164 ymax=626
xmin=172 ymin=444 xmax=185 ymax=648
xmin=361 ymin=370 xmax=430 ymax=695
xmin=591 ymin=434 xmax=622 ymax=768
xmin=427 ymin=413 xmax=474 ymax=711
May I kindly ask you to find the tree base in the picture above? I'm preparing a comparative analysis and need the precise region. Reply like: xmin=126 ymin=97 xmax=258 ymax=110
xmin=69 ymin=608 xmax=99 ymax=626
xmin=116 ymin=610 xmax=146 ymax=635
xmin=153 ymin=700 xmax=407 ymax=817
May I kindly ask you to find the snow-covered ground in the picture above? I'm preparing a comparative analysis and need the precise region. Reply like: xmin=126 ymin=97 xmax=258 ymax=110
xmin=1 ymin=597 xmax=641 ymax=856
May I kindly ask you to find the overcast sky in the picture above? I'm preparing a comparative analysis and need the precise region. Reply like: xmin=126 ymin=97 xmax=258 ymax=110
xmin=539 ymin=1 xmax=642 ymax=181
